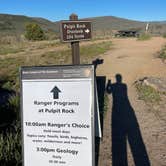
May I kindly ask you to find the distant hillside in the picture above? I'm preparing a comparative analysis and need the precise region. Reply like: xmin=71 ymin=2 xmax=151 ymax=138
xmin=55 ymin=16 xmax=166 ymax=36
xmin=82 ymin=16 xmax=166 ymax=35
xmin=0 ymin=14 xmax=58 ymax=37
xmin=84 ymin=16 xmax=145 ymax=30
xmin=0 ymin=14 xmax=166 ymax=38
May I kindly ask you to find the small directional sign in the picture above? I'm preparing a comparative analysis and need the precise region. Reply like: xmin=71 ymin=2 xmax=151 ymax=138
xmin=51 ymin=86 xmax=61 ymax=99
xmin=60 ymin=21 xmax=92 ymax=42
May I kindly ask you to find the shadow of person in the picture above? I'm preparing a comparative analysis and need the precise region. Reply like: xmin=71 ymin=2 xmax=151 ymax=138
xmin=106 ymin=74 xmax=150 ymax=166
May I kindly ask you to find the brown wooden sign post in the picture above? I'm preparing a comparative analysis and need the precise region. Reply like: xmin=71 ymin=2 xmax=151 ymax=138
xmin=70 ymin=14 xmax=80 ymax=65
xmin=60 ymin=14 xmax=92 ymax=65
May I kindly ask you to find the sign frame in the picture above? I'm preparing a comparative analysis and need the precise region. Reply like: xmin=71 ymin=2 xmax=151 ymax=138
xmin=20 ymin=64 xmax=95 ymax=166
xmin=60 ymin=20 xmax=92 ymax=43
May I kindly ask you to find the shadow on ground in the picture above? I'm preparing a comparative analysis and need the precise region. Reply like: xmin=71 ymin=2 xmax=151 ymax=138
xmin=106 ymin=74 xmax=151 ymax=166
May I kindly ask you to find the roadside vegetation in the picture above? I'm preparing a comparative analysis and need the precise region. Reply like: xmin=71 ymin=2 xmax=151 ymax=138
xmin=0 ymin=39 xmax=112 ymax=165
xmin=135 ymin=79 xmax=166 ymax=123
xmin=25 ymin=23 xmax=46 ymax=41
xmin=0 ymin=93 xmax=21 ymax=166
xmin=137 ymin=33 xmax=151 ymax=41
xmin=103 ymin=94 xmax=109 ymax=116
xmin=163 ymin=33 xmax=166 ymax=38
xmin=0 ymin=121 xmax=21 ymax=166
xmin=158 ymin=45 xmax=166 ymax=61
xmin=0 ymin=41 xmax=112 ymax=90
xmin=136 ymin=83 xmax=161 ymax=104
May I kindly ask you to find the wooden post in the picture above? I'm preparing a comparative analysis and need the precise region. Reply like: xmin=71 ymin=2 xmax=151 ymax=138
xmin=70 ymin=14 xmax=80 ymax=65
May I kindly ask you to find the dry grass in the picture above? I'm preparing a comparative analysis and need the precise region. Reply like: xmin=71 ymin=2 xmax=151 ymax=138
xmin=0 ymin=36 xmax=61 ymax=56
xmin=0 ymin=41 xmax=112 ymax=89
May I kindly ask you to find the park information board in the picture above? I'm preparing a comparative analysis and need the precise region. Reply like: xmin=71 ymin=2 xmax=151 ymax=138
xmin=20 ymin=65 xmax=95 ymax=166
xmin=60 ymin=21 xmax=92 ymax=42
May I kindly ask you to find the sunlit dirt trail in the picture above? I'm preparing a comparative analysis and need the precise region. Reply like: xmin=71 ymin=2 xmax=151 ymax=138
xmin=97 ymin=37 xmax=166 ymax=166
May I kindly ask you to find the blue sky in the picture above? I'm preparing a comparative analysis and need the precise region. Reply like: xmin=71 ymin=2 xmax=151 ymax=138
xmin=0 ymin=0 xmax=165 ymax=21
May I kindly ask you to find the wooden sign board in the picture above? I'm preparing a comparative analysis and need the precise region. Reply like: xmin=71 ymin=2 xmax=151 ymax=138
xmin=60 ymin=21 xmax=92 ymax=42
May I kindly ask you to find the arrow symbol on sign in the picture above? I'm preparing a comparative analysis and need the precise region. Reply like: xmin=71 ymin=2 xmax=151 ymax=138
xmin=50 ymin=86 xmax=61 ymax=99
xmin=85 ymin=29 xmax=90 ymax=34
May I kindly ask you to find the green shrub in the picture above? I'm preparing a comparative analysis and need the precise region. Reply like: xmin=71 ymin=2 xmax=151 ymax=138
xmin=0 ymin=123 xmax=21 ymax=166
xmin=0 ymin=94 xmax=21 ymax=165
xmin=163 ymin=33 xmax=166 ymax=38
xmin=159 ymin=50 xmax=166 ymax=60
xmin=25 ymin=23 xmax=46 ymax=41
xmin=2 ymin=81 xmax=13 ymax=91
xmin=136 ymin=84 xmax=161 ymax=103
xmin=137 ymin=33 xmax=151 ymax=41
xmin=158 ymin=46 xmax=166 ymax=61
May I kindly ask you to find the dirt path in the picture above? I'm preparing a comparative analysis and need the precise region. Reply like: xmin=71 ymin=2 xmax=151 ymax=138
xmin=96 ymin=37 xmax=166 ymax=166
xmin=97 ymin=37 xmax=166 ymax=84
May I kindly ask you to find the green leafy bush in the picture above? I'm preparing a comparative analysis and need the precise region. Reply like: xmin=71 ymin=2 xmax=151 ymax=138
xmin=25 ymin=23 xmax=46 ymax=41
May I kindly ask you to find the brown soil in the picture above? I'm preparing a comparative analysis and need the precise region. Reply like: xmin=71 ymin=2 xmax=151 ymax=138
xmin=96 ymin=37 xmax=166 ymax=166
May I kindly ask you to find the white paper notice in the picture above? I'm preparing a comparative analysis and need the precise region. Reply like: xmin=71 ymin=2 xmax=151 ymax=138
xmin=22 ymin=79 xmax=93 ymax=166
